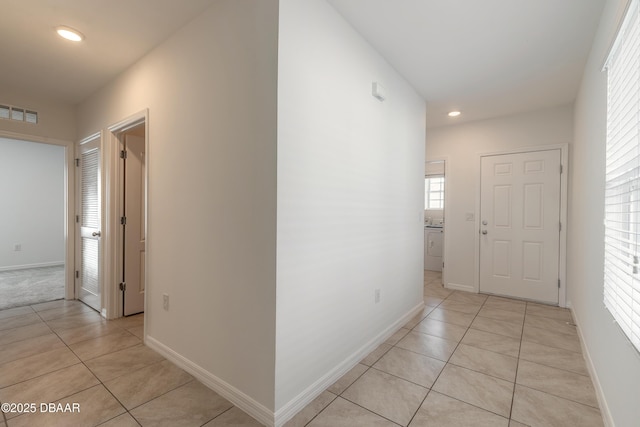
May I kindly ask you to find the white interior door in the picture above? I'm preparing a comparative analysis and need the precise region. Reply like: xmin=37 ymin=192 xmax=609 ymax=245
xmin=123 ymin=134 xmax=145 ymax=315
xmin=479 ymin=149 xmax=561 ymax=304
xmin=77 ymin=138 xmax=102 ymax=311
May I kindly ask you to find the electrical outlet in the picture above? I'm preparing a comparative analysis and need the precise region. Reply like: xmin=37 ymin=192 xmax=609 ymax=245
xmin=163 ymin=294 xmax=169 ymax=311
xmin=14 ymin=244 xmax=21 ymax=251
xmin=374 ymin=289 xmax=381 ymax=304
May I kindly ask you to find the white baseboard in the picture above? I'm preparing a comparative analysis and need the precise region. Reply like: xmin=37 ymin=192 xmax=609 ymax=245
xmin=567 ymin=303 xmax=614 ymax=427
xmin=274 ymin=301 xmax=425 ymax=427
xmin=146 ymin=301 xmax=425 ymax=427
xmin=145 ymin=336 xmax=275 ymax=427
xmin=0 ymin=261 xmax=64 ymax=272
xmin=444 ymin=282 xmax=475 ymax=293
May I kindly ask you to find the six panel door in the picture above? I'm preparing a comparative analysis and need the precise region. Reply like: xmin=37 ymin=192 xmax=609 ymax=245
xmin=479 ymin=149 xmax=561 ymax=304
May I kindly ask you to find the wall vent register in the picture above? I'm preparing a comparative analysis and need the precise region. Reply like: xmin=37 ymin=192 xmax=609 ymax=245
xmin=0 ymin=104 xmax=38 ymax=124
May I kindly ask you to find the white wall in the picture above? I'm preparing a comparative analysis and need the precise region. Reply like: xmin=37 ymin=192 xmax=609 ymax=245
xmin=571 ymin=0 xmax=640 ymax=425
xmin=276 ymin=0 xmax=426 ymax=412
xmin=426 ymin=105 xmax=573 ymax=290
xmin=0 ymin=87 xmax=75 ymax=142
xmin=0 ymin=138 xmax=65 ymax=269
xmin=76 ymin=0 xmax=278 ymax=412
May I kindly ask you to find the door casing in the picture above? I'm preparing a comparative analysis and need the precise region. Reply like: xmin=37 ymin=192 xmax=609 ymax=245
xmin=473 ymin=144 xmax=568 ymax=307
xmin=103 ymin=110 xmax=149 ymax=320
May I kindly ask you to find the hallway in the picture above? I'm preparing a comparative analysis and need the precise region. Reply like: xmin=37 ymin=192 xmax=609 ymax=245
xmin=0 ymin=273 xmax=603 ymax=426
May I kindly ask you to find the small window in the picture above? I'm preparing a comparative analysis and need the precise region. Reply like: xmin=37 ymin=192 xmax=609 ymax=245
xmin=425 ymin=176 xmax=444 ymax=209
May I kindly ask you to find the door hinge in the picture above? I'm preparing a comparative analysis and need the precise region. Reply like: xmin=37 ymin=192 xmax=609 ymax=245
xmin=119 ymin=282 xmax=126 ymax=291
xmin=120 ymin=150 xmax=127 ymax=159
xmin=76 ymin=215 xmax=79 ymax=223
xmin=560 ymin=164 xmax=563 ymax=174
xmin=120 ymin=216 xmax=127 ymax=225
xmin=558 ymin=279 xmax=561 ymax=288
xmin=75 ymin=270 xmax=79 ymax=279
xmin=75 ymin=158 xmax=80 ymax=167
xmin=559 ymin=222 xmax=562 ymax=231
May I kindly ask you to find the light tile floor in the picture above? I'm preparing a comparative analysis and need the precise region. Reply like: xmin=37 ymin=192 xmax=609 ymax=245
xmin=0 ymin=300 xmax=262 ymax=427
xmin=0 ymin=271 xmax=605 ymax=426
xmin=285 ymin=270 xmax=604 ymax=427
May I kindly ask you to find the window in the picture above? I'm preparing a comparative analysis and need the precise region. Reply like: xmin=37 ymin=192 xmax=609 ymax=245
xmin=425 ymin=176 xmax=444 ymax=209
xmin=604 ymin=0 xmax=640 ymax=352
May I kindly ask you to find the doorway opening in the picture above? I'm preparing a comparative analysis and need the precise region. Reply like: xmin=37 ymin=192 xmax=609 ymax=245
xmin=119 ymin=123 xmax=146 ymax=316
xmin=103 ymin=111 xmax=148 ymax=321
xmin=0 ymin=137 xmax=67 ymax=310
xmin=424 ymin=159 xmax=446 ymax=287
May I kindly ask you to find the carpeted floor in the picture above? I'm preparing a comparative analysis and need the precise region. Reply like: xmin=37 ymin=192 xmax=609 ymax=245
xmin=0 ymin=265 xmax=65 ymax=310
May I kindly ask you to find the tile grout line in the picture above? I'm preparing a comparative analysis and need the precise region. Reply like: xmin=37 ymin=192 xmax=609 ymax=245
xmin=409 ymin=280 xmax=512 ymax=424
xmin=3 ymin=304 xmax=194 ymax=426
xmin=311 ymin=281 xmax=447 ymax=427
xmin=0 ymin=302 xmax=95 ymax=424
xmin=404 ymin=286 xmax=450 ymax=427
xmin=319 ymin=360 xmax=400 ymax=426
xmin=55 ymin=315 xmax=148 ymax=427
xmin=2 ymin=283 xmax=591 ymax=427
xmin=1 ymin=401 xmax=7 ymax=426
xmin=507 ymin=300 xmax=529 ymax=422
xmin=419 ymin=289 xmax=515 ymax=423
xmin=307 ymin=278 xmax=589 ymax=426
xmin=2 ymin=302 xmax=148 ymax=426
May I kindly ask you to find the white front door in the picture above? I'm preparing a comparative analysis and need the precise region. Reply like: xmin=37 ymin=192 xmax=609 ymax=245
xmin=479 ymin=149 xmax=561 ymax=304
xmin=123 ymin=134 xmax=145 ymax=316
xmin=76 ymin=138 xmax=102 ymax=311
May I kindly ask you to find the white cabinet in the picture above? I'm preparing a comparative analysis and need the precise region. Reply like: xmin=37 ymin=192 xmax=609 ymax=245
xmin=424 ymin=227 xmax=443 ymax=271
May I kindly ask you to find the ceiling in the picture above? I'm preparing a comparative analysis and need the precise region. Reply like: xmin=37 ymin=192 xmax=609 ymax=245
xmin=0 ymin=0 xmax=215 ymax=104
xmin=327 ymin=0 xmax=606 ymax=127
xmin=0 ymin=1 xmax=605 ymax=127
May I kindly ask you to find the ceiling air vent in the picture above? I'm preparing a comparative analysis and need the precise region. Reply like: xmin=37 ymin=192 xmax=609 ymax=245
xmin=11 ymin=108 xmax=24 ymax=121
xmin=0 ymin=104 xmax=38 ymax=124
xmin=25 ymin=110 xmax=38 ymax=124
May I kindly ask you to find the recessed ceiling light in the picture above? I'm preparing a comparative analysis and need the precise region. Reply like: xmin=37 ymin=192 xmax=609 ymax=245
xmin=56 ymin=26 xmax=84 ymax=42
xmin=448 ymin=111 xmax=461 ymax=117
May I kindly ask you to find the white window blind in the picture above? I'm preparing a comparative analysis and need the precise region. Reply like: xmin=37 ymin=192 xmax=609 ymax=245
xmin=80 ymin=147 xmax=100 ymax=296
xmin=604 ymin=0 xmax=640 ymax=353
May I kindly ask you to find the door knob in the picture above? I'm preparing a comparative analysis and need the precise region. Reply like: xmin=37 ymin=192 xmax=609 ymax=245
xmin=482 ymin=220 xmax=488 ymax=225
xmin=482 ymin=230 xmax=488 ymax=235
xmin=92 ymin=231 xmax=101 ymax=237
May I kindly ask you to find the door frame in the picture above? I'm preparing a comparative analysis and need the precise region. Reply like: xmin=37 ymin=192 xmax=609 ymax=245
xmin=0 ymin=130 xmax=75 ymax=301
xmin=75 ymin=132 xmax=104 ymax=311
xmin=425 ymin=156 xmax=448 ymax=286
xmin=474 ymin=144 xmax=568 ymax=307
xmin=104 ymin=110 xmax=149 ymax=320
